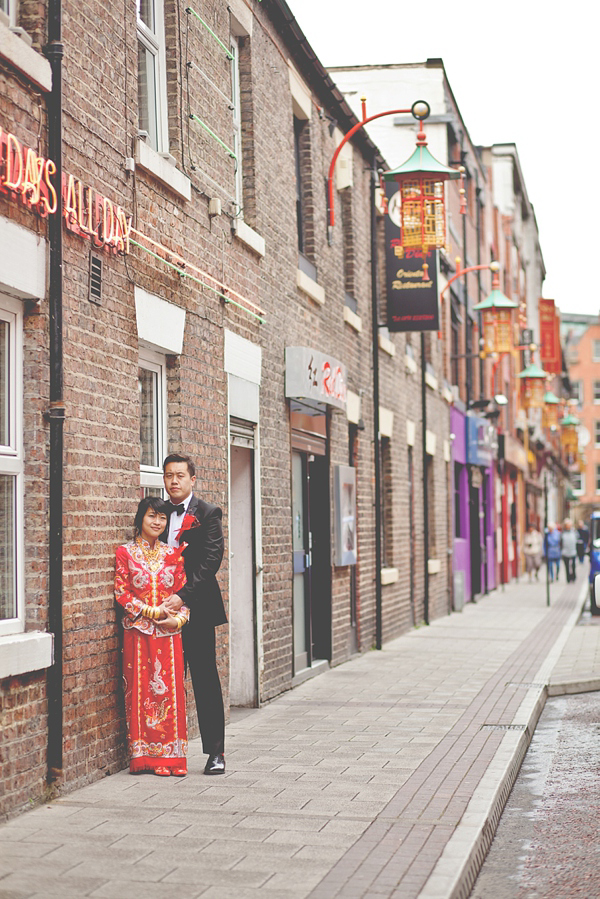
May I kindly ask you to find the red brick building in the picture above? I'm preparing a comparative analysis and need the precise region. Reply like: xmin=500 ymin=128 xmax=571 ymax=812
xmin=1 ymin=0 xmax=455 ymax=817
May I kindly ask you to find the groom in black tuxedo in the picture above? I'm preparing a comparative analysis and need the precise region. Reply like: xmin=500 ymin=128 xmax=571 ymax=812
xmin=161 ymin=452 xmax=227 ymax=774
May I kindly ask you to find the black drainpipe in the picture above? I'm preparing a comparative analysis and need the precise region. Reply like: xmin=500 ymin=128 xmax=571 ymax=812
xmin=44 ymin=0 xmax=65 ymax=784
xmin=370 ymin=162 xmax=383 ymax=650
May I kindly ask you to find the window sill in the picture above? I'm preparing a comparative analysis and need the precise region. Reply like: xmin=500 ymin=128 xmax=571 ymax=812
xmin=297 ymin=269 xmax=325 ymax=306
xmin=425 ymin=371 xmax=438 ymax=391
xmin=0 ymin=631 xmax=53 ymax=679
xmin=343 ymin=306 xmax=362 ymax=333
xmin=379 ymin=334 xmax=395 ymax=356
xmin=381 ymin=567 xmax=399 ymax=585
xmin=233 ymin=219 xmax=265 ymax=258
xmin=428 ymin=559 xmax=442 ymax=574
xmin=0 ymin=20 xmax=52 ymax=92
xmin=135 ymin=139 xmax=191 ymax=201
xmin=405 ymin=354 xmax=418 ymax=375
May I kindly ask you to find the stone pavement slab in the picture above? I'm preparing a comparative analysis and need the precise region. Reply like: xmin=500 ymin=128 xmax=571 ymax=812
xmin=0 ymin=570 xmax=594 ymax=899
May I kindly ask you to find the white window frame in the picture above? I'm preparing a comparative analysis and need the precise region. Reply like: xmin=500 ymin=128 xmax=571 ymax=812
xmin=137 ymin=0 xmax=169 ymax=155
xmin=595 ymin=420 xmax=600 ymax=448
xmin=594 ymin=381 xmax=600 ymax=404
xmin=139 ymin=348 xmax=167 ymax=493
xmin=230 ymin=33 xmax=243 ymax=217
xmin=0 ymin=294 xmax=24 ymax=637
xmin=571 ymin=380 xmax=582 ymax=405
xmin=0 ymin=0 xmax=17 ymax=27
xmin=572 ymin=471 xmax=584 ymax=495
xmin=594 ymin=340 xmax=600 ymax=363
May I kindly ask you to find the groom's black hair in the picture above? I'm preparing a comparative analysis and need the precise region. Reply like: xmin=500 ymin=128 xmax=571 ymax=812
xmin=163 ymin=453 xmax=196 ymax=477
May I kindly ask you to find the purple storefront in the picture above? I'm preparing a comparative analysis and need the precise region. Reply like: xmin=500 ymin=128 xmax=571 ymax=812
xmin=452 ymin=408 xmax=497 ymax=608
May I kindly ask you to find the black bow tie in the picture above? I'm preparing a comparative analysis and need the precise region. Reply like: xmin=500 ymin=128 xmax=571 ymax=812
xmin=166 ymin=502 xmax=185 ymax=516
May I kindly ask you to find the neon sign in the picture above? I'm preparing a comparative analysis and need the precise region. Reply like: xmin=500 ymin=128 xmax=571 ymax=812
xmin=1 ymin=127 xmax=132 ymax=254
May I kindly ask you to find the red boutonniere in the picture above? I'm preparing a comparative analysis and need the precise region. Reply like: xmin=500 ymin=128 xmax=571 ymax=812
xmin=176 ymin=513 xmax=202 ymax=540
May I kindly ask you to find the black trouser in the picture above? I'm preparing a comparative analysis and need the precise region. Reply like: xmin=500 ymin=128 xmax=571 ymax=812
xmin=563 ymin=556 xmax=576 ymax=583
xmin=577 ymin=543 xmax=585 ymax=563
xmin=184 ymin=624 xmax=225 ymax=755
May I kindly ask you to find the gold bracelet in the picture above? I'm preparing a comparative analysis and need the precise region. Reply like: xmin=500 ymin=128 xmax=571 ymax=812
xmin=141 ymin=605 xmax=154 ymax=619
xmin=176 ymin=615 xmax=186 ymax=629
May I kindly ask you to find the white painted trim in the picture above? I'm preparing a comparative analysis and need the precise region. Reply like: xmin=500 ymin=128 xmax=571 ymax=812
xmin=407 ymin=420 xmax=416 ymax=446
xmin=379 ymin=406 xmax=394 ymax=438
xmin=343 ymin=306 xmax=362 ymax=333
xmin=346 ymin=390 xmax=361 ymax=425
xmin=288 ymin=62 xmax=312 ymax=120
xmin=135 ymin=287 xmax=186 ymax=355
xmin=381 ymin=567 xmax=399 ymax=585
xmin=224 ymin=330 xmax=262 ymax=384
xmin=233 ymin=219 xmax=266 ymax=257
xmin=426 ymin=429 xmax=437 ymax=456
xmin=229 ymin=0 xmax=252 ymax=36
xmin=138 ymin=348 xmax=168 ymax=489
xmin=428 ymin=559 xmax=442 ymax=575
xmin=405 ymin=353 xmax=418 ymax=375
xmin=0 ymin=632 xmax=53 ymax=678
xmin=425 ymin=370 xmax=438 ymax=391
xmin=443 ymin=439 xmax=451 ymax=462
xmin=297 ymin=269 xmax=325 ymax=305
xmin=0 ymin=20 xmax=52 ymax=92
xmin=0 ymin=217 xmax=47 ymax=300
xmin=135 ymin=138 xmax=191 ymax=201
xmin=379 ymin=334 xmax=396 ymax=356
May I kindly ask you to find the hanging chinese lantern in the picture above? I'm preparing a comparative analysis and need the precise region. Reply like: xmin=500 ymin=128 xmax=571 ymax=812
xmin=518 ymin=362 xmax=547 ymax=409
xmin=381 ymin=102 xmax=460 ymax=278
xmin=560 ymin=412 xmax=579 ymax=465
xmin=473 ymin=270 xmax=519 ymax=354
xmin=543 ymin=391 xmax=560 ymax=428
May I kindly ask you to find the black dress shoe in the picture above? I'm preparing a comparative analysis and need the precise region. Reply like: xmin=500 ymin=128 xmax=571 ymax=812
xmin=204 ymin=753 xmax=225 ymax=775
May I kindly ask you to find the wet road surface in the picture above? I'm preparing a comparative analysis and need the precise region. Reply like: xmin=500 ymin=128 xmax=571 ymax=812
xmin=470 ymin=690 xmax=600 ymax=898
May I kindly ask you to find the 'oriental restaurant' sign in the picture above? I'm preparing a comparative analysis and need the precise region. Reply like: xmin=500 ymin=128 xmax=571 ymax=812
xmin=285 ymin=346 xmax=347 ymax=412
xmin=539 ymin=298 xmax=561 ymax=374
xmin=384 ymin=181 xmax=440 ymax=332
xmin=1 ymin=127 xmax=132 ymax=254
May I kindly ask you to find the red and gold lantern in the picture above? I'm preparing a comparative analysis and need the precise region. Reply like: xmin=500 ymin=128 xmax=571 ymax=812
xmin=474 ymin=271 xmax=518 ymax=354
xmin=543 ymin=391 xmax=560 ymax=428
xmin=518 ymin=362 xmax=547 ymax=409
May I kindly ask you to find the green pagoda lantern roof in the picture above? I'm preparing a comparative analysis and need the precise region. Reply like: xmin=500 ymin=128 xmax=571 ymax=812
xmin=518 ymin=362 xmax=547 ymax=380
xmin=543 ymin=391 xmax=560 ymax=404
xmin=473 ymin=288 xmax=518 ymax=311
xmin=382 ymin=143 xmax=461 ymax=181
xmin=559 ymin=413 xmax=579 ymax=426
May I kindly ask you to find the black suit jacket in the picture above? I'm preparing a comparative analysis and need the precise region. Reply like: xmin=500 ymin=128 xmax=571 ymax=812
xmin=163 ymin=495 xmax=227 ymax=628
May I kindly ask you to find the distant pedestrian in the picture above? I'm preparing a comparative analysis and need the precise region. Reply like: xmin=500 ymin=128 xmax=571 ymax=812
xmin=561 ymin=519 xmax=578 ymax=583
xmin=544 ymin=523 xmax=561 ymax=582
xmin=577 ymin=519 xmax=589 ymax=563
xmin=523 ymin=524 xmax=543 ymax=581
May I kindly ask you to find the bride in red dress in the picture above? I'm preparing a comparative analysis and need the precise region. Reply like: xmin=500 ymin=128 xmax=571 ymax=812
xmin=115 ymin=496 xmax=190 ymax=776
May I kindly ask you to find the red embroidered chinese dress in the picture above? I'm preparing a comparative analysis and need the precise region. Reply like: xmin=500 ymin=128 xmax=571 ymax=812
xmin=115 ymin=539 xmax=190 ymax=774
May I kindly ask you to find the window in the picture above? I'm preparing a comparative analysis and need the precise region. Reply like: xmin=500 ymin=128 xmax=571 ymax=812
xmin=230 ymin=34 xmax=243 ymax=216
xmin=594 ymin=340 xmax=600 ymax=362
xmin=427 ymin=456 xmax=436 ymax=557
xmin=137 ymin=0 xmax=168 ymax=153
xmin=0 ymin=296 xmax=23 ymax=636
xmin=139 ymin=349 xmax=167 ymax=496
xmin=595 ymin=421 xmax=600 ymax=448
xmin=594 ymin=381 xmax=600 ymax=403
xmin=572 ymin=472 xmax=584 ymax=495
xmin=381 ymin=437 xmax=393 ymax=567
xmin=454 ymin=462 xmax=464 ymax=538
xmin=294 ymin=116 xmax=316 ymax=280
xmin=596 ymin=465 xmax=600 ymax=495
xmin=571 ymin=380 xmax=582 ymax=404
xmin=0 ymin=0 xmax=16 ymax=26
xmin=340 ymin=188 xmax=356 ymax=312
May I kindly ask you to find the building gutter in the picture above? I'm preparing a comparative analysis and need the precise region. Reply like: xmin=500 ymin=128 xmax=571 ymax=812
xmin=44 ymin=0 xmax=65 ymax=784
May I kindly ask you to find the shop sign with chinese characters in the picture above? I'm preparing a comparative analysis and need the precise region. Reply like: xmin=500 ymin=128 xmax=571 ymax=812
xmin=1 ymin=127 xmax=132 ymax=254
xmin=285 ymin=347 xmax=347 ymax=412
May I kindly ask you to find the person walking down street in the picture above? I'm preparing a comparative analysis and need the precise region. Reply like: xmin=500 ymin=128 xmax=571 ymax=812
xmin=114 ymin=497 xmax=190 ymax=777
xmin=577 ymin=519 xmax=590 ymax=563
xmin=544 ymin=523 xmax=561 ymax=583
xmin=523 ymin=524 xmax=543 ymax=581
xmin=561 ymin=519 xmax=578 ymax=583
xmin=161 ymin=453 xmax=228 ymax=776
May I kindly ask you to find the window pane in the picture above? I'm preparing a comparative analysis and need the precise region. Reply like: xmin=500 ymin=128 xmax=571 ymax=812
xmin=0 ymin=474 xmax=15 ymax=620
xmin=0 ymin=320 xmax=8 ymax=446
xmin=137 ymin=0 xmax=155 ymax=31
xmin=138 ymin=40 xmax=158 ymax=150
xmin=139 ymin=367 xmax=159 ymax=467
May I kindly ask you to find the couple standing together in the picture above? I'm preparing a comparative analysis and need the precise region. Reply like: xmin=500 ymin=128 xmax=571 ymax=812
xmin=114 ymin=453 xmax=226 ymax=777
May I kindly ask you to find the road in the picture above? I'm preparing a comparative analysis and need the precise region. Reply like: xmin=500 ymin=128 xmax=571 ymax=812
xmin=470 ymin=689 xmax=600 ymax=898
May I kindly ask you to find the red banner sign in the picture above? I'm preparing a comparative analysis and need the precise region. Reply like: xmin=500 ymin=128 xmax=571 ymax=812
xmin=539 ymin=298 xmax=561 ymax=374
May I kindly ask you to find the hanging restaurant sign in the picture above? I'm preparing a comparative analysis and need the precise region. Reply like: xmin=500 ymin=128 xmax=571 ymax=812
xmin=384 ymin=182 xmax=439 ymax=332
xmin=1 ymin=126 xmax=131 ymax=254
xmin=285 ymin=346 xmax=347 ymax=412
xmin=539 ymin=298 xmax=561 ymax=374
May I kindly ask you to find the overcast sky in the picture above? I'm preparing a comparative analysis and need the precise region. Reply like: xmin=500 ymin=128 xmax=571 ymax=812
xmin=292 ymin=0 xmax=599 ymax=317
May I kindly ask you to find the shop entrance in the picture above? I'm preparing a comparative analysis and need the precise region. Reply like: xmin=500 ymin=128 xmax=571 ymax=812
xmin=290 ymin=403 xmax=331 ymax=674
xmin=469 ymin=467 xmax=483 ymax=597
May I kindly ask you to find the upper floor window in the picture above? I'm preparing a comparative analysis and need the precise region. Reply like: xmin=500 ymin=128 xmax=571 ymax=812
xmin=571 ymin=380 xmax=583 ymax=404
xmin=572 ymin=471 xmax=584 ymax=495
xmin=0 ymin=0 xmax=16 ymax=26
xmin=0 ymin=295 xmax=23 ymax=637
xmin=594 ymin=380 xmax=600 ymax=403
xmin=595 ymin=420 xmax=600 ymax=448
xmin=139 ymin=348 xmax=167 ymax=497
xmin=230 ymin=34 xmax=243 ymax=216
xmin=137 ymin=0 xmax=169 ymax=154
xmin=593 ymin=339 xmax=600 ymax=362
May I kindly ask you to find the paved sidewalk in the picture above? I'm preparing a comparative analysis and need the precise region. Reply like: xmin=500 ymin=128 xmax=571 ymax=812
xmin=0 ymin=568 xmax=598 ymax=899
